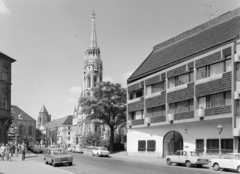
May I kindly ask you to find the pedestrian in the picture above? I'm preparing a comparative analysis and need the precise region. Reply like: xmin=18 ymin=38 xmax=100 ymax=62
xmin=5 ymin=144 xmax=10 ymax=161
xmin=21 ymin=143 xmax=27 ymax=161
xmin=0 ymin=143 xmax=6 ymax=161
xmin=18 ymin=143 xmax=21 ymax=154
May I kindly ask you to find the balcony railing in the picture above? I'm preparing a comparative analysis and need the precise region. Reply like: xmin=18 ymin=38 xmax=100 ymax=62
xmin=206 ymin=100 xmax=230 ymax=108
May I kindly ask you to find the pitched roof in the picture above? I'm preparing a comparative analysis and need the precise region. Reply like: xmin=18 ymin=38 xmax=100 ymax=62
xmin=128 ymin=8 xmax=240 ymax=83
xmin=44 ymin=115 xmax=73 ymax=129
xmin=11 ymin=105 xmax=36 ymax=122
xmin=40 ymin=105 xmax=48 ymax=113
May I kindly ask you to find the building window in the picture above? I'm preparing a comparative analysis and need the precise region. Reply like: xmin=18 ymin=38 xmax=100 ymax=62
xmin=29 ymin=126 xmax=33 ymax=136
xmin=19 ymin=125 xmax=24 ymax=136
xmin=2 ymin=67 xmax=8 ymax=82
xmin=147 ymin=105 xmax=166 ymax=117
xmin=207 ymin=139 xmax=233 ymax=154
xmin=129 ymin=89 xmax=143 ymax=100
xmin=198 ymin=91 xmax=231 ymax=109
xmin=68 ymin=127 xmax=70 ymax=129
xmin=237 ymin=63 xmax=240 ymax=81
xmin=68 ymin=137 xmax=70 ymax=140
xmin=146 ymin=81 xmax=165 ymax=95
xmin=138 ymin=140 xmax=146 ymax=151
xmin=168 ymin=69 xmax=193 ymax=89
xmin=1 ymin=93 xmax=8 ymax=110
xmin=87 ymin=76 xmax=91 ymax=88
xmin=68 ymin=132 xmax=70 ymax=135
xmin=169 ymin=99 xmax=193 ymax=114
xmin=93 ymin=76 xmax=97 ymax=87
xmin=197 ymin=57 xmax=231 ymax=80
xmin=147 ymin=140 xmax=156 ymax=151
xmin=196 ymin=139 xmax=204 ymax=153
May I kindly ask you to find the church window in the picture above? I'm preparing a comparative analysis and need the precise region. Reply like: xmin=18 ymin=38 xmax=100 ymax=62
xmin=94 ymin=76 xmax=97 ymax=87
xmin=0 ymin=93 xmax=8 ymax=110
xmin=87 ymin=77 xmax=91 ymax=88
xmin=29 ymin=126 xmax=33 ymax=136
xmin=2 ymin=67 xmax=8 ymax=82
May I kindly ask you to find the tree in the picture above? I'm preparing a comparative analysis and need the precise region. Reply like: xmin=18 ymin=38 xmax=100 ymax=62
xmin=36 ymin=128 xmax=43 ymax=144
xmin=80 ymin=132 xmax=101 ymax=147
xmin=49 ymin=128 xmax=58 ymax=145
xmin=79 ymin=82 xmax=126 ymax=153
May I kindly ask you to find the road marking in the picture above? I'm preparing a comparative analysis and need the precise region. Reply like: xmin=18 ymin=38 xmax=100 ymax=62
xmin=31 ymin=160 xmax=75 ymax=174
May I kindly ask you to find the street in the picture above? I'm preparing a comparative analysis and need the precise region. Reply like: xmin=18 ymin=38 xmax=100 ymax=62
xmin=30 ymin=152 xmax=234 ymax=174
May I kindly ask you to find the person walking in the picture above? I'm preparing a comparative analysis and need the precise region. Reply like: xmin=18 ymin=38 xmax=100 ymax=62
xmin=0 ymin=143 xmax=6 ymax=161
xmin=18 ymin=143 xmax=21 ymax=154
xmin=5 ymin=144 xmax=10 ymax=161
xmin=21 ymin=143 xmax=27 ymax=161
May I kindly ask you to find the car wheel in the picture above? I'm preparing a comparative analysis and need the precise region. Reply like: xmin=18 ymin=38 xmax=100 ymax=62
xmin=68 ymin=162 xmax=72 ymax=166
xmin=213 ymin=163 xmax=220 ymax=171
xmin=185 ymin=161 xmax=191 ymax=168
xmin=52 ymin=160 xmax=56 ymax=167
xmin=237 ymin=166 xmax=240 ymax=173
xmin=44 ymin=158 xmax=48 ymax=165
xmin=166 ymin=158 xmax=172 ymax=165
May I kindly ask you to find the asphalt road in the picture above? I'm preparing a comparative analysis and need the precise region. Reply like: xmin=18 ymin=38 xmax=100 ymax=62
xmin=31 ymin=153 xmax=235 ymax=174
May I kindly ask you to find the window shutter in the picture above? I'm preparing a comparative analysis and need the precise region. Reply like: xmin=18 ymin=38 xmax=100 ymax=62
xmin=138 ymin=140 xmax=146 ymax=151
xmin=147 ymin=140 xmax=156 ymax=151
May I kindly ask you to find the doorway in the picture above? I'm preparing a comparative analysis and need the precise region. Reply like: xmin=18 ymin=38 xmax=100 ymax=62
xmin=163 ymin=131 xmax=183 ymax=157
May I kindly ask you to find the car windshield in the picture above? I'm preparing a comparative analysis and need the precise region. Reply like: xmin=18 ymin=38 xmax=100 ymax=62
xmin=190 ymin=152 xmax=200 ymax=157
xmin=52 ymin=149 xmax=67 ymax=155
xmin=99 ymin=147 xmax=107 ymax=151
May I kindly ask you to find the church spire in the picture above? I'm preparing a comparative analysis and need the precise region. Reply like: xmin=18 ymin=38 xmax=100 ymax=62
xmin=89 ymin=10 xmax=97 ymax=48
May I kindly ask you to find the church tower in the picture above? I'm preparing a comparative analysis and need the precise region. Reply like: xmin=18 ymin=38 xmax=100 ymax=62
xmin=76 ymin=11 xmax=103 ymax=138
xmin=37 ymin=105 xmax=51 ymax=129
xmin=82 ymin=10 xmax=103 ymax=96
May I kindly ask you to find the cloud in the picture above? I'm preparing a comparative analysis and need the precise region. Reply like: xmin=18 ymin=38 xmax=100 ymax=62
xmin=0 ymin=0 xmax=9 ymax=15
xmin=122 ymin=71 xmax=133 ymax=80
xmin=103 ymin=76 xmax=114 ymax=82
xmin=65 ymin=97 xmax=76 ymax=104
xmin=68 ymin=86 xmax=81 ymax=94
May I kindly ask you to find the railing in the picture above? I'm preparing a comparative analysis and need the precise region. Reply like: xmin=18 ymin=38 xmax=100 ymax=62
xmin=206 ymin=100 xmax=227 ymax=108
xmin=206 ymin=149 xmax=233 ymax=155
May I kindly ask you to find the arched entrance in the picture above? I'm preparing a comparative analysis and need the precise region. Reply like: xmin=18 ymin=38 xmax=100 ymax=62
xmin=163 ymin=131 xmax=183 ymax=157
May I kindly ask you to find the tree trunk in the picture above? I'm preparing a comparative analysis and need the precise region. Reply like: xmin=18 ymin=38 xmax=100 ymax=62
xmin=110 ymin=127 xmax=114 ymax=153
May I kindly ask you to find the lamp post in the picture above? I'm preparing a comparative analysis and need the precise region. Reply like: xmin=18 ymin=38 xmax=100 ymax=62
xmin=217 ymin=124 xmax=223 ymax=156
xmin=14 ymin=126 xmax=18 ymax=157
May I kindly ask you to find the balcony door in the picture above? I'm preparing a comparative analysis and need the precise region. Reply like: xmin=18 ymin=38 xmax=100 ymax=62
xmin=163 ymin=131 xmax=183 ymax=157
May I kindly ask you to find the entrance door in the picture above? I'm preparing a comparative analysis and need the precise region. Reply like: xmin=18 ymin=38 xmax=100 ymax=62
xmin=163 ymin=131 xmax=183 ymax=157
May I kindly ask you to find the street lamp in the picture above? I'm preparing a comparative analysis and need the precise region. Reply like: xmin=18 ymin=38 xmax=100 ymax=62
xmin=217 ymin=124 xmax=223 ymax=156
xmin=14 ymin=126 xmax=18 ymax=157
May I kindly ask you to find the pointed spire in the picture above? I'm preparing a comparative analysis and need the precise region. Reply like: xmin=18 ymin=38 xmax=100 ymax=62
xmin=89 ymin=10 xmax=97 ymax=48
xmin=40 ymin=105 xmax=48 ymax=113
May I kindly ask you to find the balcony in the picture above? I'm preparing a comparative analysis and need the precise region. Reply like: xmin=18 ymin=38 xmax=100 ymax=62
xmin=128 ymin=97 xmax=144 ymax=112
xmin=132 ymin=119 xmax=144 ymax=126
xmin=150 ymin=116 xmax=166 ymax=123
xmin=145 ymin=91 xmax=166 ymax=108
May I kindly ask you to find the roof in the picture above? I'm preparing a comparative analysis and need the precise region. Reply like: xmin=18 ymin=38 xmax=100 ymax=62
xmin=0 ymin=52 xmax=16 ymax=63
xmin=44 ymin=115 xmax=73 ymax=129
xmin=11 ymin=105 xmax=36 ymax=122
xmin=40 ymin=105 xmax=48 ymax=113
xmin=128 ymin=8 xmax=240 ymax=83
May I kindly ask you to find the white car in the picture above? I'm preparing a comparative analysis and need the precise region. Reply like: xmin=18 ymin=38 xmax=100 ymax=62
xmin=92 ymin=147 xmax=110 ymax=157
xmin=75 ymin=146 xmax=83 ymax=153
xmin=211 ymin=153 xmax=240 ymax=172
xmin=67 ymin=147 xmax=72 ymax=152
xmin=166 ymin=150 xmax=209 ymax=168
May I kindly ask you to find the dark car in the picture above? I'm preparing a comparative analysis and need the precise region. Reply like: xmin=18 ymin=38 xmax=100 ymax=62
xmin=28 ymin=145 xmax=43 ymax=154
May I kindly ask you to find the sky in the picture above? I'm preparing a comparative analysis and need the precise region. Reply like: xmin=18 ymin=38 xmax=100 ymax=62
xmin=0 ymin=0 xmax=239 ymax=121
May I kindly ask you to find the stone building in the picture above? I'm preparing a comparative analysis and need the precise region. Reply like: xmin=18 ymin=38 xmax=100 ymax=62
xmin=0 ymin=52 xmax=15 ymax=144
xmin=127 ymin=8 xmax=240 ymax=157
xmin=10 ymin=105 xmax=36 ymax=144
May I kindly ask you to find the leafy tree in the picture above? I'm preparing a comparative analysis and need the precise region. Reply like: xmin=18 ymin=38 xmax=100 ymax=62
xmin=36 ymin=128 xmax=43 ymax=144
xmin=49 ymin=128 xmax=58 ymax=145
xmin=79 ymin=82 xmax=126 ymax=152
xmin=80 ymin=132 xmax=101 ymax=146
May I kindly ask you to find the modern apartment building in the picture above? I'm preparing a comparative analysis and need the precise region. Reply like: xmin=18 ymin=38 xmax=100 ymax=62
xmin=127 ymin=8 xmax=240 ymax=158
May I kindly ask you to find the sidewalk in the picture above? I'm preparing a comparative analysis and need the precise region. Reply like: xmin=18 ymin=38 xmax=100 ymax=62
xmin=0 ymin=152 xmax=74 ymax=174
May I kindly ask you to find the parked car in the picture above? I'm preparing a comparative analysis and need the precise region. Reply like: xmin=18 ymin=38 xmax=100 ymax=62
xmin=166 ymin=150 xmax=209 ymax=168
xmin=75 ymin=145 xmax=83 ymax=153
xmin=28 ymin=145 xmax=43 ymax=154
xmin=67 ymin=147 xmax=72 ymax=152
xmin=92 ymin=147 xmax=110 ymax=157
xmin=44 ymin=148 xmax=73 ymax=167
xmin=211 ymin=153 xmax=240 ymax=172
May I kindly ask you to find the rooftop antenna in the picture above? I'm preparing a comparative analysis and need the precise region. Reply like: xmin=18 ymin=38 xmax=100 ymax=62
xmin=200 ymin=4 xmax=218 ymax=21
